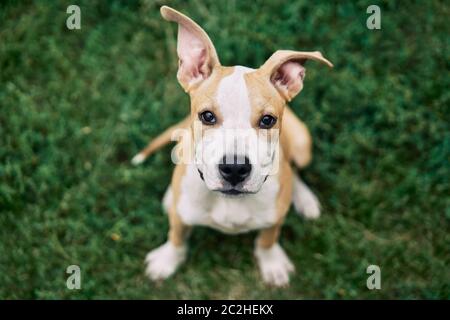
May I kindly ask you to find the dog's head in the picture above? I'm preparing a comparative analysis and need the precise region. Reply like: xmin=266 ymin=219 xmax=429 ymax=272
xmin=161 ymin=6 xmax=332 ymax=195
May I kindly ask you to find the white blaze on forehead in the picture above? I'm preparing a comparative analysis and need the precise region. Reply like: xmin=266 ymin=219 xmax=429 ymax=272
xmin=216 ymin=66 xmax=254 ymax=129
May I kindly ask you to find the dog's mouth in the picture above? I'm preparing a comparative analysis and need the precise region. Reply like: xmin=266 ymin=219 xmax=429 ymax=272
xmin=217 ymin=187 xmax=259 ymax=197
xmin=220 ymin=189 xmax=246 ymax=196
xmin=198 ymin=169 xmax=265 ymax=196
xmin=197 ymin=169 xmax=204 ymax=181
xmin=197 ymin=169 xmax=245 ymax=195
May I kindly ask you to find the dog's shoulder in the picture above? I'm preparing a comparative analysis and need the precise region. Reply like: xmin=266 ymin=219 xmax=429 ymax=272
xmin=281 ymin=106 xmax=313 ymax=168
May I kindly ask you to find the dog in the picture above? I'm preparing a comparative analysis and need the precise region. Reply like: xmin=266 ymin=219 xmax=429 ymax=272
xmin=132 ymin=6 xmax=333 ymax=287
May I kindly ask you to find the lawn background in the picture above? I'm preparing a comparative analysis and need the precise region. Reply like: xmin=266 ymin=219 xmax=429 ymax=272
xmin=0 ymin=0 xmax=448 ymax=299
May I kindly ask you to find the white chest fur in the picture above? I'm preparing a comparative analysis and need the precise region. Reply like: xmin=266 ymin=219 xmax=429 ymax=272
xmin=177 ymin=164 xmax=280 ymax=234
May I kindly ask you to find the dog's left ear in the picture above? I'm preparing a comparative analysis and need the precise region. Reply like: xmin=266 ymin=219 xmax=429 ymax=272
xmin=259 ymin=50 xmax=333 ymax=102
xmin=161 ymin=6 xmax=221 ymax=92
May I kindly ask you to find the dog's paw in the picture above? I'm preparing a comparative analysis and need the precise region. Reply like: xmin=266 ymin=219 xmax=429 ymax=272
xmin=292 ymin=177 xmax=321 ymax=220
xmin=145 ymin=241 xmax=187 ymax=281
xmin=297 ymin=191 xmax=321 ymax=219
xmin=131 ymin=153 xmax=146 ymax=166
xmin=162 ymin=187 xmax=173 ymax=214
xmin=254 ymin=243 xmax=295 ymax=287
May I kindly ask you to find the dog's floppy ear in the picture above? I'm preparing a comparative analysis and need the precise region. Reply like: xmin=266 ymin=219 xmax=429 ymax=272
xmin=161 ymin=6 xmax=221 ymax=92
xmin=259 ymin=50 xmax=333 ymax=102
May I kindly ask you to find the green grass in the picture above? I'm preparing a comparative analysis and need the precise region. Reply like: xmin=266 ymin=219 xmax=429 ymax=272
xmin=0 ymin=0 xmax=449 ymax=299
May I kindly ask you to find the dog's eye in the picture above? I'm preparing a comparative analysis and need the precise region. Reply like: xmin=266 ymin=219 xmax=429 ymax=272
xmin=199 ymin=111 xmax=217 ymax=125
xmin=259 ymin=115 xmax=277 ymax=129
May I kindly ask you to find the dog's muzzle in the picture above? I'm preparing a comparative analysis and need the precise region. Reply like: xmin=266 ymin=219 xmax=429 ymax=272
xmin=218 ymin=155 xmax=252 ymax=186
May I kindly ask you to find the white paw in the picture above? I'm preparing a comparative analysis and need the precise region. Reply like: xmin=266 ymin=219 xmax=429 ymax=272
xmin=293 ymin=178 xmax=321 ymax=220
xmin=131 ymin=153 xmax=145 ymax=166
xmin=254 ymin=243 xmax=295 ymax=287
xmin=162 ymin=186 xmax=173 ymax=214
xmin=298 ymin=191 xmax=321 ymax=219
xmin=145 ymin=241 xmax=187 ymax=281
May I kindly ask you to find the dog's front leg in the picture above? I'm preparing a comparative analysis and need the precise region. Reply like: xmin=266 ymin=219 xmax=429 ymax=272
xmin=254 ymin=224 xmax=295 ymax=287
xmin=145 ymin=209 xmax=191 ymax=281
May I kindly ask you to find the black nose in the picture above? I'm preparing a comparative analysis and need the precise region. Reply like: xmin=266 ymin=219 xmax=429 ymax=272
xmin=218 ymin=155 xmax=252 ymax=186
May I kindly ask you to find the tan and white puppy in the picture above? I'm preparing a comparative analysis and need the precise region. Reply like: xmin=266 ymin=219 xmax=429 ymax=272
xmin=132 ymin=6 xmax=333 ymax=287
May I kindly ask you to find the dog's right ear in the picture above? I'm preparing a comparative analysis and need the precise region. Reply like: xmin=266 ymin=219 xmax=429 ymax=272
xmin=161 ymin=6 xmax=221 ymax=92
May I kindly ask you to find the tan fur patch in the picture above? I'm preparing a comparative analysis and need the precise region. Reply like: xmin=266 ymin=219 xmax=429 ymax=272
xmin=256 ymin=149 xmax=292 ymax=249
xmin=280 ymin=106 xmax=312 ymax=167
xmin=188 ymin=66 xmax=235 ymax=135
xmin=168 ymin=162 xmax=189 ymax=246
xmin=244 ymin=71 xmax=286 ymax=131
